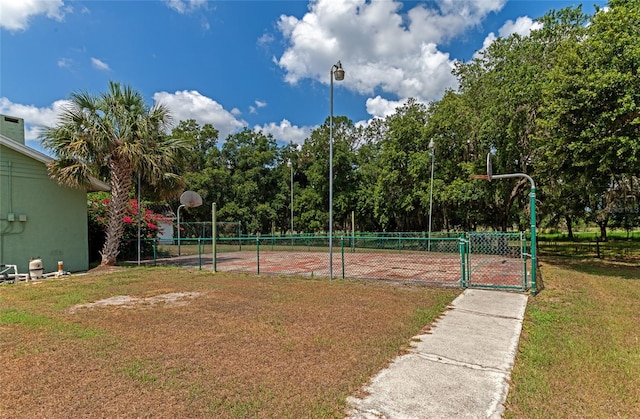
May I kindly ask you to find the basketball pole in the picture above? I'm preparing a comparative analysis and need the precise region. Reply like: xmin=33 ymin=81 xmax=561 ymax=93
xmin=489 ymin=174 xmax=536 ymax=296
xmin=472 ymin=153 xmax=537 ymax=296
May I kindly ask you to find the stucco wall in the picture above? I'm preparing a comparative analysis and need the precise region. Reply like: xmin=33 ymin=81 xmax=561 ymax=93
xmin=0 ymin=145 xmax=89 ymax=273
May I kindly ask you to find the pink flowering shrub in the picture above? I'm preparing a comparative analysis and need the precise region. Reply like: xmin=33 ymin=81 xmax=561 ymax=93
xmin=88 ymin=192 xmax=170 ymax=262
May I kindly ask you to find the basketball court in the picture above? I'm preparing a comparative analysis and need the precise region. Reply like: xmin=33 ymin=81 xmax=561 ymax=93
xmin=147 ymin=239 xmax=530 ymax=291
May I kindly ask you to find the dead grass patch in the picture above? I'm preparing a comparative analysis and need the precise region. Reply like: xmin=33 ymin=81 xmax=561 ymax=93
xmin=0 ymin=267 xmax=458 ymax=418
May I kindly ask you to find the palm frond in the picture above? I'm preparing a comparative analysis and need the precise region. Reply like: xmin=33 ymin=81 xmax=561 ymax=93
xmin=39 ymin=80 xmax=187 ymax=265
xmin=46 ymin=158 xmax=93 ymax=189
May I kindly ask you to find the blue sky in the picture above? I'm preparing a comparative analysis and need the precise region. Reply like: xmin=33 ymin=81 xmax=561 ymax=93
xmin=1 ymin=0 xmax=606 ymax=152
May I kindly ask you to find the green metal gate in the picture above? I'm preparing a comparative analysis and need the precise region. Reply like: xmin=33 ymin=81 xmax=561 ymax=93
xmin=463 ymin=232 xmax=530 ymax=292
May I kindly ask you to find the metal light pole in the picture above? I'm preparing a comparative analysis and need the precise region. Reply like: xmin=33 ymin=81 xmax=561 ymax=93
xmin=329 ymin=60 xmax=344 ymax=280
xmin=288 ymin=158 xmax=294 ymax=234
xmin=428 ymin=138 xmax=435 ymax=251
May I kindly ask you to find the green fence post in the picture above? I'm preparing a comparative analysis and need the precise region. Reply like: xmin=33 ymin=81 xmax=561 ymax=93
xmin=341 ymin=237 xmax=345 ymax=280
xmin=466 ymin=236 xmax=471 ymax=286
xmin=530 ymin=187 xmax=537 ymax=296
xmin=521 ymin=231 xmax=527 ymax=291
xmin=198 ymin=238 xmax=202 ymax=271
xmin=460 ymin=236 xmax=466 ymax=289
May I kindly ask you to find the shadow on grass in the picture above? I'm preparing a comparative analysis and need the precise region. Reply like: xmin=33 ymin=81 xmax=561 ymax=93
xmin=542 ymin=257 xmax=639 ymax=280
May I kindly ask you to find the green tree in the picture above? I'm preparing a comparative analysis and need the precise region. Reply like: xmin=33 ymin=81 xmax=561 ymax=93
xmin=220 ymin=128 xmax=282 ymax=233
xmin=437 ymin=6 xmax=591 ymax=231
xmin=373 ymin=98 xmax=430 ymax=231
xmin=172 ymin=119 xmax=220 ymax=173
xmin=298 ymin=116 xmax=358 ymax=233
xmin=425 ymin=90 xmax=486 ymax=231
xmin=538 ymin=0 xmax=640 ymax=239
xmin=169 ymin=119 xmax=227 ymax=221
xmin=280 ymin=142 xmax=301 ymax=234
xmin=353 ymin=119 xmax=384 ymax=231
xmin=41 ymin=81 xmax=190 ymax=266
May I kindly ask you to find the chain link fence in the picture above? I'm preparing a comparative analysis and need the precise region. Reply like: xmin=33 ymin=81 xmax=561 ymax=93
xmin=177 ymin=221 xmax=241 ymax=239
xmin=465 ymin=232 xmax=529 ymax=291
xmin=141 ymin=231 xmax=532 ymax=292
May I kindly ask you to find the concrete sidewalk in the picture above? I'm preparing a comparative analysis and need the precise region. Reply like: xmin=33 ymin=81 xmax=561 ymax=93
xmin=347 ymin=289 xmax=528 ymax=419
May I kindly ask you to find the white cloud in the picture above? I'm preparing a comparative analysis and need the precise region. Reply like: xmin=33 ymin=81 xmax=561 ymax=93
xmin=165 ymin=0 xmax=209 ymax=31
xmin=153 ymin=90 xmax=246 ymax=140
xmin=499 ymin=16 xmax=543 ymax=38
xmin=474 ymin=16 xmax=544 ymax=58
xmin=165 ymin=0 xmax=206 ymax=14
xmin=258 ymin=33 xmax=274 ymax=46
xmin=0 ymin=97 xmax=71 ymax=149
xmin=250 ymin=100 xmax=267 ymax=114
xmin=0 ymin=0 xmax=66 ymax=31
xmin=0 ymin=91 xmax=247 ymax=150
xmin=91 ymin=57 xmax=111 ymax=71
xmin=365 ymin=96 xmax=408 ymax=119
xmin=254 ymin=119 xmax=312 ymax=146
xmin=475 ymin=32 xmax=497 ymax=59
xmin=276 ymin=0 xmax=506 ymax=104
xmin=57 ymin=57 xmax=72 ymax=68
xmin=201 ymin=17 xmax=210 ymax=31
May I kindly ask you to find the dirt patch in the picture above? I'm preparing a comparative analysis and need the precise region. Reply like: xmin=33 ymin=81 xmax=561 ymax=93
xmin=69 ymin=292 xmax=202 ymax=313
xmin=87 ymin=265 xmax=125 ymax=275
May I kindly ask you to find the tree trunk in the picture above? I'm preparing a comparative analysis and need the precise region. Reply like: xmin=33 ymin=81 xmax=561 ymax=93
xmin=501 ymin=208 xmax=509 ymax=232
xmin=101 ymin=159 xmax=133 ymax=266
xmin=565 ymin=215 xmax=574 ymax=240
xmin=504 ymin=179 xmax=528 ymax=232
xmin=598 ymin=221 xmax=608 ymax=242
xmin=443 ymin=208 xmax=450 ymax=232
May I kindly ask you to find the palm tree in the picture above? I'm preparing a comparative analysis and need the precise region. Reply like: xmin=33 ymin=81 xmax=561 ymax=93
xmin=41 ymin=81 xmax=190 ymax=266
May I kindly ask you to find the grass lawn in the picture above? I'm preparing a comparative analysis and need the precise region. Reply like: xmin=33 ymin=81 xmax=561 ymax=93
xmin=3 ymin=258 xmax=638 ymax=417
xmin=505 ymin=258 xmax=640 ymax=417
xmin=0 ymin=268 xmax=458 ymax=418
